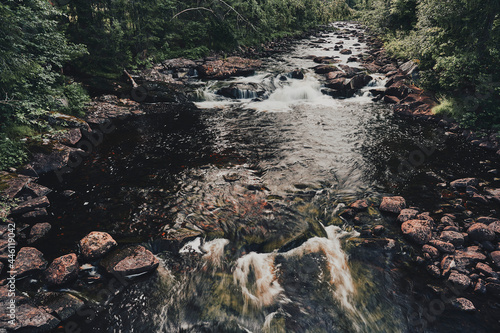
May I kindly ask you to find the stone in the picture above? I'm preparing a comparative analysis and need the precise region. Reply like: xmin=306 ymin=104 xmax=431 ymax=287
xmin=27 ymin=222 xmax=51 ymax=244
xmin=448 ymin=271 xmax=471 ymax=289
xmin=467 ymin=223 xmax=495 ymax=242
xmin=397 ymin=209 xmax=419 ymax=223
xmin=340 ymin=49 xmax=352 ymax=55
xmin=422 ymin=244 xmax=440 ymax=259
xmin=372 ymin=225 xmax=385 ymax=236
xmin=440 ymin=231 xmax=465 ymax=247
xmin=476 ymin=217 xmax=498 ymax=225
xmin=489 ymin=221 xmax=500 ymax=237
xmin=100 ymin=245 xmax=159 ymax=276
xmin=9 ymin=196 xmax=50 ymax=215
xmin=349 ymin=74 xmax=372 ymax=90
xmin=197 ymin=57 xmax=262 ymax=79
xmin=429 ymin=239 xmax=455 ymax=254
xmin=450 ymin=178 xmax=479 ymax=189
xmin=13 ymin=247 xmax=48 ymax=277
xmin=35 ymin=292 xmax=84 ymax=321
xmin=475 ymin=262 xmax=496 ymax=277
xmin=454 ymin=247 xmax=487 ymax=271
xmin=52 ymin=128 xmax=82 ymax=146
xmin=380 ymin=196 xmax=406 ymax=214
xmin=491 ymin=251 xmax=500 ymax=269
xmin=350 ymin=199 xmax=368 ymax=210
xmin=426 ymin=264 xmax=441 ymax=278
xmin=485 ymin=282 xmax=500 ymax=297
xmin=0 ymin=172 xmax=32 ymax=199
xmin=451 ymin=298 xmax=476 ymax=312
xmin=401 ymin=219 xmax=432 ymax=245
xmin=24 ymin=182 xmax=52 ymax=197
xmin=79 ymin=231 xmax=117 ymax=261
xmin=440 ymin=255 xmax=455 ymax=277
xmin=474 ymin=278 xmax=487 ymax=294
xmin=313 ymin=65 xmax=338 ymax=74
xmin=44 ymin=253 xmax=79 ymax=286
xmin=6 ymin=304 xmax=60 ymax=332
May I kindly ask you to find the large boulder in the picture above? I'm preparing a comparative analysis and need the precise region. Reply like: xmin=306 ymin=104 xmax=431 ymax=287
xmin=27 ymin=222 xmax=51 ymax=244
xmin=380 ymin=196 xmax=406 ymax=214
xmin=349 ymin=74 xmax=372 ymax=90
xmin=397 ymin=209 xmax=419 ymax=223
xmin=9 ymin=196 xmax=50 ymax=215
xmin=79 ymin=231 xmax=117 ymax=261
xmin=13 ymin=247 xmax=48 ymax=277
xmin=197 ymin=57 xmax=262 ymax=80
xmin=44 ymin=253 xmax=79 ymax=286
xmin=448 ymin=271 xmax=471 ymax=289
xmin=401 ymin=220 xmax=432 ymax=245
xmin=100 ymin=245 xmax=159 ymax=276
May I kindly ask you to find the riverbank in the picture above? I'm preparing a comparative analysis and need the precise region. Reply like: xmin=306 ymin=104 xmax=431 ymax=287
xmin=1 ymin=21 xmax=500 ymax=332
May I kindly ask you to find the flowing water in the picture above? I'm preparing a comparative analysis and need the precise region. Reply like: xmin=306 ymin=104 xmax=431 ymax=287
xmin=40 ymin=23 xmax=500 ymax=332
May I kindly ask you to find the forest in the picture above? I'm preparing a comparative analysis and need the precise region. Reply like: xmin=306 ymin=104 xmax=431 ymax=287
xmin=1 ymin=0 xmax=499 ymax=170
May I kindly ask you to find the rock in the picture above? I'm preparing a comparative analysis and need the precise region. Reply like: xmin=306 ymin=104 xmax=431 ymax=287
xmin=51 ymin=128 xmax=82 ymax=146
xmin=489 ymin=221 xmax=500 ymax=237
xmin=44 ymin=253 xmax=79 ymax=286
xmin=350 ymin=199 xmax=368 ymax=210
xmin=383 ymin=95 xmax=400 ymax=104
xmin=0 ymin=172 xmax=32 ymax=199
xmin=426 ymin=264 xmax=441 ymax=278
xmin=21 ymin=208 xmax=48 ymax=220
xmin=440 ymin=231 xmax=465 ymax=247
xmin=451 ymin=298 xmax=476 ymax=312
xmin=485 ymin=188 xmax=500 ymax=203
xmin=448 ymin=271 xmax=471 ymax=289
xmin=401 ymin=220 xmax=432 ymax=245
xmin=491 ymin=251 xmax=500 ymax=269
xmin=339 ymin=49 xmax=352 ymax=55
xmin=30 ymin=142 xmax=84 ymax=175
xmin=450 ymin=178 xmax=479 ymax=189
xmin=372 ymin=225 xmax=385 ymax=236
xmin=197 ymin=57 xmax=262 ymax=80
xmin=476 ymin=217 xmax=499 ymax=225
xmin=429 ymin=239 xmax=455 ymax=254
xmin=35 ymin=292 xmax=84 ymax=321
xmin=290 ymin=69 xmax=304 ymax=79
xmin=27 ymin=222 xmax=51 ymax=244
xmin=7 ymin=304 xmax=60 ymax=332
xmin=440 ymin=255 xmax=455 ymax=276
xmin=79 ymin=231 xmax=117 ymax=261
xmin=338 ymin=64 xmax=361 ymax=78
xmin=100 ymin=245 xmax=159 ymax=276
xmin=380 ymin=196 xmax=406 ymax=214
xmin=467 ymin=223 xmax=495 ymax=242
xmin=349 ymin=74 xmax=372 ymax=90
xmin=454 ymin=247 xmax=487 ymax=271
xmin=397 ymin=209 xmax=419 ymax=223
xmin=9 ymin=196 xmax=50 ymax=215
xmin=422 ymin=244 xmax=440 ymax=259
xmin=399 ymin=60 xmax=419 ymax=76
xmin=46 ymin=112 xmax=90 ymax=131
xmin=474 ymin=278 xmax=487 ymax=294
xmin=476 ymin=262 xmax=496 ymax=277
xmin=162 ymin=58 xmax=197 ymax=71
xmin=216 ymin=83 xmax=264 ymax=99
xmin=13 ymin=247 xmax=48 ymax=277
xmin=313 ymin=56 xmax=338 ymax=64
xmin=313 ymin=65 xmax=338 ymax=74
xmin=24 ymin=182 xmax=52 ymax=198
xmin=360 ymin=62 xmax=381 ymax=73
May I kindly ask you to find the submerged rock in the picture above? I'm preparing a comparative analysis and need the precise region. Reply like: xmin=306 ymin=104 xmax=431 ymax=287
xmin=79 ymin=231 xmax=117 ymax=261
xmin=100 ymin=245 xmax=159 ymax=276
xmin=35 ymin=292 xmax=85 ymax=321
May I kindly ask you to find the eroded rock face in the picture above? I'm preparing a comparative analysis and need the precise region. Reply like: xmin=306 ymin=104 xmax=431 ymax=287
xmin=13 ymin=247 xmax=48 ymax=277
xmin=79 ymin=231 xmax=117 ymax=261
xmin=401 ymin=219 xmax=432 ymax=245
xmin=100 ymin=245 xmax=159 ymax=276
xmin=44 ymin=253 xmax=79 ymax=286
xmin=380 ymin=196 xmax=406 ymax=214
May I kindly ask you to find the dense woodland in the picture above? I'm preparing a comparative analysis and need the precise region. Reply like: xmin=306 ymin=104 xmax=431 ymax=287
xmin=0 ymin=0 xmax=499 ymax=169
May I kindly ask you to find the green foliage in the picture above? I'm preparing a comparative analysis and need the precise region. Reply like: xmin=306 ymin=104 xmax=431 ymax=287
xmin=0 ymin=135 xmax=29 ymax=170
xmin=361 ymin=0 xmax=500 ymax=130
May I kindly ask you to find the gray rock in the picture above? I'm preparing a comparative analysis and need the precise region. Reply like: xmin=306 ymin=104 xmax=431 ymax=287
xmin=450 ymin=178 xmax=479 ymax=189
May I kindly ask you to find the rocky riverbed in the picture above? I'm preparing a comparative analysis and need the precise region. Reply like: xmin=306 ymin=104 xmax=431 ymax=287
xmin=1 ymin=21 xmax=500 ymax=332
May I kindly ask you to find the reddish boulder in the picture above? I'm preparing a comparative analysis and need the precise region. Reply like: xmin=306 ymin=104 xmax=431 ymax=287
xmin=13 ymin=247 xmax=48 ymax=277
xmin=79 ymin=231 xmax=117 ymax=261
xmin=100 ymin=245 xmax=159 ymax=276
xmin=467 ymin=223 xmax=495 ymax=242
xmin=401 ymin=219 xmax=432 ymax=245
xmin=44 ymin=253 xmax=79 ymax=286
xmin=380 ymin=196 xmax=406 ymax=214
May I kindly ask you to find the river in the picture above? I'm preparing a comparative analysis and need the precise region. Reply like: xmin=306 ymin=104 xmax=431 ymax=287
xmin=40 ymin=22 xmax=499 ymax=333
